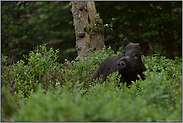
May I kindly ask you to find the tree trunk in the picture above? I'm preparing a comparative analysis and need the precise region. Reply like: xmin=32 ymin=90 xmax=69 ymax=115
xmin=70 ymin=1 xmax=105 ymax=60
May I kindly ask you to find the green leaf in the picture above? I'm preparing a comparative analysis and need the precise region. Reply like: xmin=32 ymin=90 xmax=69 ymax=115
xmin=16 ymin=1 xmax=21 ymax=6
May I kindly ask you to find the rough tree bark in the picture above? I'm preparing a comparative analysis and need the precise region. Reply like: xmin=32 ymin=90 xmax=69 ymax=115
xmin=70 ymin=1 xmax=105 ymax=60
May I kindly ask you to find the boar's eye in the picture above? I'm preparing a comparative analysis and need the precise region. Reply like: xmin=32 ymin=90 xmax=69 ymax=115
xmin=122 ymin=51 xmax=126 ymax=56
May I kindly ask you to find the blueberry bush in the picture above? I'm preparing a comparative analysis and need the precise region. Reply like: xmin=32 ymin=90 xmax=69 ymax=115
xmin=1 ymin=45 xmax=182 ymax=122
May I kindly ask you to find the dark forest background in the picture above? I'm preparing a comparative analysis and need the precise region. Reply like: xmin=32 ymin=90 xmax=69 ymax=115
xmin=1 ymin=1 xmax=182 ymax=63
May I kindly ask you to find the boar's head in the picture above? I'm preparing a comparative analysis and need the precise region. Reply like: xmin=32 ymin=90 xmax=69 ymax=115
xmin=116 ymin=38 xmax=149 ymax=85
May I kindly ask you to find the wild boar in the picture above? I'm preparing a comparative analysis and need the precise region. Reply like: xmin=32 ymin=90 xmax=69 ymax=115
xmin=93 ymin=38 xmax=149 ymax=86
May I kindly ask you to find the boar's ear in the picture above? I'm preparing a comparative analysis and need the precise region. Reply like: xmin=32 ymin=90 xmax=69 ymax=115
xmin=139 ymin=40 xmax=149 ymax=56
xmin=122 ymin=38 xmax=130 ymax=48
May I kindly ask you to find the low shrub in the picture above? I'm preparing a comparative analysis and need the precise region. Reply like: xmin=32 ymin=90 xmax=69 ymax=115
xmin=1 ymin=85 xmax=18 ymax=122
xmin=1 ymin=45 xmax=182 ymax=122
xmin=60 ymin=45 xmax=115 ymax=91
xmin=1 ymin=44 xmax=61 ymax=98
xmin=12 ymin=71 xmax=182 ymax=122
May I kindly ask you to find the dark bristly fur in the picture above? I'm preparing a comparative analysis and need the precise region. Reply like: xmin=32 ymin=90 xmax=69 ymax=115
xmin=93 ymin=38 xmax=149 ymax=86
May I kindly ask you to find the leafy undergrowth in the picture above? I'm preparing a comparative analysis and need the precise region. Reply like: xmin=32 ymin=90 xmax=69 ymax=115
xmin=1 ymin=44 xmax=182 ymax=122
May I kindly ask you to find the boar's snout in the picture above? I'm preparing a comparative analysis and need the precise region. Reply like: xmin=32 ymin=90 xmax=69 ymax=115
xmin=117 ymin=61 xmax=126 ymax=69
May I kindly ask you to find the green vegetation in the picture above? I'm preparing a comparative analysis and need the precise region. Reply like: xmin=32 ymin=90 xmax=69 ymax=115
xmin=1 ymin=1 xmax=76 ymax=62
xmin=96 ymin=2 xmax=182 ymax=58
xmin=1 ymin=45 xmax=182 ymax=122
xmin=1 ymin=1 xmax=182 ymax=122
